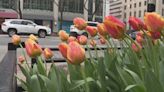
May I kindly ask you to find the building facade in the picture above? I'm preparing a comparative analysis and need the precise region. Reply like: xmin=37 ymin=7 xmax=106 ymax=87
xmin=0 ymin=0 xmax=104 ymax=33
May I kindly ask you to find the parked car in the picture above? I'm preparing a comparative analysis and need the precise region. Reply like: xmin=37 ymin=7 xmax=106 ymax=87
xmin=1 ymin=19 xmax=51 ymax=38
xmin=69 ymin=21 xmax=99 ymax=37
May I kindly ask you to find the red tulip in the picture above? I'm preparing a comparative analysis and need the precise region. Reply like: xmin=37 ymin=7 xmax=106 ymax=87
xmin=104 ymin=16 xmax=126 ymax=39
xmin=136 ymin=35 xmax=144 ymax=44
xmin=43 ymin=48 xmax=53 ymax=59
xmin=12 ymin=35 xmax=21 ymax=45
xmin=144 ymin=13 xmax=164 ymax=32
xmin=129 ymin=17 xmax=145 ymax=31
xmin=78 ymin=35 xmax=87 ymax=45
xmin=59 ymin=30 xmax=69 ymax=41
xmin=67 ymin=41 xmax=85 ymax=65
xmin=58 ymin=43 xmax=68 ymax=58
xmin=25 ymin=39 xmax=42 ymax=58
xmin=85 ymin=26 xmax=97 ymax=37
xmin=73 ymin=17 xmax=87 ymax=30
xmin=18 ymin=56 xmax=25 ymax=64
xmin=99 ymin=37 xmax=106 ymax=44
xmin=97 ymin=23 xmax=108 ymax=36
xmin=150 ymin=31 xmax=161 ymax=40
xmin=67 ymin=36 xmax=77 ymax=43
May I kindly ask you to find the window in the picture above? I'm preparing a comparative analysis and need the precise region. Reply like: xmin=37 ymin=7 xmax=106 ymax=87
xmin=130 ymin=4 xmax=132 ymax=8
xmin=21 ymin=21 xmax=33 ymax=25
xmin=163 ymin=0 xmax=164 ymax=4
xmin=124 ymin=13 xmax=126 ymax=19
xmin=134 ymin=3 xmax=136 ymax=8
xmin=139 ymin=10 xmax=141 ymax=17
xmin=125 ymin=0 xmax=127 ymax=3
xmin=134 ymin=11 xmax=136 ymax=17
xmin=10 ymin=21 xmax=22 ymax=24
xmin=144 ymin=1 xmax=147 ymax=6
xmin=130 ymin=12 xmax=132 ymax=16
xmin=162 ymin=9 xmax=164 ymax=16
xmin=139 ymin=2 xmax=141 ymax=7
xmin=144 ymin=10 xmax=147 ymax=14
xmin=124 ymin=6 xmax=126 ymax=9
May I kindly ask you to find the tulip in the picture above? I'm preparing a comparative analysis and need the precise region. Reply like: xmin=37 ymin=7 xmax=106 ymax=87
xmin=12 ymin=35 xmax=21 ymax=45
xmin=43 ymin=48 xmax=53 ymax=59
xmin=90 ymin=39 xmax=96 ymax=47
xmin=85 ymin=26 xmax=97 ymax=37
xmin=131 ymin=42 xmax=142 ymax=52
xmin=58 ymin=43 xmax=68 ymax=58
xmin=59 ymin=30 xmax=69 ymax=41
xmin=73 ymin=17 xmax=87 ymax=30
xmin=129 ymin=17 xmax=145 ymax=31
xmin=97 ymin=23 xmax=108 ymax=36
xmin=29 ymin=34 xmax=38 ymax=42
xmin=150 ymin=31 xmax=161 ymax=40
xmin=25 ymin=39 xmax=42 ymax=58
xmin=104 ymin=16 xmax=126 ymax=39
xmin=78 ymin=35 xmax=87 ymax=45
xmin=18 ymin=56 xmax=25 ymax=64
xmin=136 ymin=35 xmax=144 ymax=44
xmin=67 ymin=36 xmax=77 ymax=43
xmin=67 ymin=41 xmax=85 ymax=65
xmin=99 ymin=37 xmax=106 ymax=44
xmin=144 ymin=13 xmax=164 ymax=32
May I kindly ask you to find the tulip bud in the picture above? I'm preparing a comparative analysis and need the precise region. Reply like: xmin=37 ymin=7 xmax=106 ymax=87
xmin=12 ymin=35 xmax=21 ymax=45
xmin=85 ymin=26 xmax=97 ymax=37
xmin=129 ymin=17 xmax=145 ymax=31
xmin=25 ymin=39 xmax=42 ymax=58
xmin=144 ymin=13 xmax=164 ymax=32
xmin=104 ymin=16 xmax=126 ymax=39
xmin=97 ymin=23 xmax=108 ymax=36
xmin=90 ymin=39 xmax=96 ymax=47
xmin=73 ymin=17 xmax=87 ymax=30
xmin=43 ymin=48 xmax=53 ymax=59
xmin=67 ymin=36 xmax=77 ymax=43
xmin=136 ymin=35 xmax=144 ymax=44
xmin=18 ymin=56 xmax=25 ymax=64
xmin=59 ymin=30 xmax=69 ymax=41
xmin=78 ymin=35 xmax=87 ymax=45
xmin=58 ymin=43 xmax=68 ymax=58
xmin=67 ymin=41 xmax=85 ymax=65
xmin=131 ymin=42 xmax=142 ymax=52
xmin=29 ymin=34 xmax=38 ymax=42
xmin=99 ymin=37 xmax=106 ymax=44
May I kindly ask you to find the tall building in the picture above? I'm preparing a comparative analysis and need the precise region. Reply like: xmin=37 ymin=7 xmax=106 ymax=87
xmin=109 ymin=0 xmax=123 ymax=20
xmin=0 ymin=0 xmax=103 ymax=33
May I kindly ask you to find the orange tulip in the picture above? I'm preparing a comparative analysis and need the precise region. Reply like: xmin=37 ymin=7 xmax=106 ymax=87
xmin=25 ymin=39 xmax=42 ymax=58
xmin=58 ymin=43 xmax=68 ymax=58
xmin=59 ymin=30 xmax=69 ymax=41
xmin=12 ymin=35 xmax=21 ymax=45
xmin=43 ymin=48 xmax=53 ymax=59
xmin=104 ymin=16 xmax=126 ymax=39
xmin=85 ymin=26 xmax=97 ymax=37
xmin=67 ymin=36 xmax=77 ymax=43
xmin=73 ymin=17 xmax=87 ymax=30
xmin=78 ymin=35 xmax=87 ymax=45
xmin=144 ymin=13 xmax=164 ymax=32
xmin=29 ymin=34 xmax=37 ymax=42
xmin=18 ymin=56 xmax=25 ymax=64
xmin=90 ymin=39 xmax=96 ymax=47
xmin=67 ymin=41 xmax=85 ymax=65
xmin=97 ymin=23 xmax=108 ymax=36
xmin=129 ymin=17 xmax=145 ymax=31
xmin=131 ymin=42 xmax=142 ymax=52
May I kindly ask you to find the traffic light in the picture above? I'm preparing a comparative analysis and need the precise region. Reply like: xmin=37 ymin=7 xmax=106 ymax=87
xmin=147 ymin=3 xmax=156 ymax=12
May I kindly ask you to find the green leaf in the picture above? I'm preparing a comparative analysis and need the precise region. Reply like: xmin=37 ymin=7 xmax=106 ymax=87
xmin=31 ymin=75 xmax=41 ymax=92
xmin=145 ymin=70 xmax=164 ymax=92
xmin=159 ymin=62 xmax=164 ymax=88
xmin=37 ymin=57 xmax=46 ymax=76
xmin=38 ymin=74 xmax=56 ymax=92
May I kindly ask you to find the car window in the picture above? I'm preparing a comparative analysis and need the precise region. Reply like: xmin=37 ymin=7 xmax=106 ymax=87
xmin=10 ymin=21 xmax=22 ymax=24
xmin=87 ymin=23 xmax=97 ymax=27
xmin=21 ymin=21 xmax=33 ymax=25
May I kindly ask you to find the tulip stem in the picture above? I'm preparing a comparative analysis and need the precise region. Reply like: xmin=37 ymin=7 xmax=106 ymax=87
xmin=19 ymin=43 xmax=30 ymax=69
